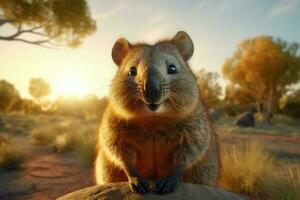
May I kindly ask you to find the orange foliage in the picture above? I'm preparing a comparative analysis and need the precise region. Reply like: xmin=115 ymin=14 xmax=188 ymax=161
xmin=222 ymin=36 xmax=300 ymax=117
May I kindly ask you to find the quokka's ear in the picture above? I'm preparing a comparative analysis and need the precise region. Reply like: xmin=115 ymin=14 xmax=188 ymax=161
xmin=172 ymin=31 xmax=194 ymax=61
xmin=112 ymin=38 xmax=131 ymax=66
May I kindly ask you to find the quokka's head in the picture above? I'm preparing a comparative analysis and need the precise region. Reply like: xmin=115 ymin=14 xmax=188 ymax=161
xmin=110 ymin=31 xmax=200 ymax=119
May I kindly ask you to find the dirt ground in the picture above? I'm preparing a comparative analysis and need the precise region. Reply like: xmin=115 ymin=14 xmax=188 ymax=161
xmin=0 ymin=115 xmax=94 ymax=200
xmin=0 ymin=115 xmax=299 ymax=200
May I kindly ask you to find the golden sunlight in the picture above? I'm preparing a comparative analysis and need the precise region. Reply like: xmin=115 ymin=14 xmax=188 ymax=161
xmin=52 ymin=75 xmax=89 ymax=97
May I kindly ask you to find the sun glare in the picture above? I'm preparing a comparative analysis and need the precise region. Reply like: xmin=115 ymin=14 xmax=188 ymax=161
xmin=52 ymin=75 xmax=89 ymax=97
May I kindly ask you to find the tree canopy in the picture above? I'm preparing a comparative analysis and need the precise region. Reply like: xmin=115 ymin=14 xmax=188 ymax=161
xmin=222 ymin=36 xmax=300 ymax=122
xmin=0 ymin=80 xmax=20 ymax=113
xmin=0 ymin=0 xmax=96 ymax=47
xmin=29 ymin=78 xmax=51 ymax=101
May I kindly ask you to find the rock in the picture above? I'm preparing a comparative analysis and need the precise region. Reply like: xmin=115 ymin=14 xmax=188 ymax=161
xmin=235 ymin=112 xmax=255 ymax=127
xmin=57 ymin=182 xmax=244 ymax=200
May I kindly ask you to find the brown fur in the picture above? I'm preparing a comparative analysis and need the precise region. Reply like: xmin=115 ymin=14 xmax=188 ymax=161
xmin=95 ymin=31 xmax=219 ymax=189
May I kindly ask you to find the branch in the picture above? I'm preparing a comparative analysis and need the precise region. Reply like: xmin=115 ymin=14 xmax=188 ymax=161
xmin=0 ymin=25 xmax=45 ymax=39
xmin=12 ymin=38 xmax=50 ymax=45
xmin=0 ymin=24 xmax=62 ymax=48
xmin=4 ymin=38 xmax=59 ymax=49
xmin=20 ymin=26 xmax=48 ymax=37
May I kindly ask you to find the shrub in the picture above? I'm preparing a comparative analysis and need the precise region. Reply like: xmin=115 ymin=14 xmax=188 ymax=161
xmin=0 ymin=80 xmax=20 ymax=113
xmin=30 ymin=118 xmax=97 ymax=165
xmin=30 ymin=119 xmax=78 ymax=146
xmin=50 ymin=122 xmax=97 ymax=165
xmin=52 ymin=132 xmax=78 ymax=152
xmin=30 ymin=127 xmax=56 ymax=145
xmin=0 ymin=135 xmax=25 ymax=171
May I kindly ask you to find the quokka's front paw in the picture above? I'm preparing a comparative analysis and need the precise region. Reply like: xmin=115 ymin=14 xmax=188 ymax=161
xmin=155 ymin=174 xmax=179 ymax=195
xmin=128 ymin=176 xmax=150 ymax=195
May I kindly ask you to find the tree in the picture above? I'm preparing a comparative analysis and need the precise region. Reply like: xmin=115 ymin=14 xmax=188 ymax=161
xmin=0 ymin=0 xmax=96 ymax=47
xmin=29 ymin=78 xmax=51 ymax=102
xmin=0 ymin=80 xmax=20 ymax=113
xmin=197 ymin=69 xmax=222 ymax=109
xmin=224 ymin=84 xmax=256 ymax=110
xmin=222 ymin=36 xmax=300 ymax=123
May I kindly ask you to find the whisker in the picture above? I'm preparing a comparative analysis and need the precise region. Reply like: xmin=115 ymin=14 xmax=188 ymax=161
xmin=168 ymin=73 xmax=198 ymax=84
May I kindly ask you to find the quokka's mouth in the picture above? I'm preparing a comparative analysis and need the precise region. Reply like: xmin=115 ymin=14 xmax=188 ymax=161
xmin=147 ymin=103 xmax=161 ymax=112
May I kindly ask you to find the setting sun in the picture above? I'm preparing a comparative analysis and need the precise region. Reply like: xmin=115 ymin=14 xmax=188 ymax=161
xmin=52 ymin=75 xmax=89 ymax=97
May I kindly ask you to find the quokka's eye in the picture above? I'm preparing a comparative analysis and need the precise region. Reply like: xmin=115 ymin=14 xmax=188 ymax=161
xmin=128 ymin=66 xmax=137 ymax=76
xmin=167 ymin=64 xmax=178 ymax=74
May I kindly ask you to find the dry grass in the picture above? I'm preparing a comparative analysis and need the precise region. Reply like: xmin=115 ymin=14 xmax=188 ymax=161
xmin=219 ymin=140 xmax=300 ymax=199
xmin=261 ymin=165 xmax=300 ymax=200
xmin=219 ymin=140 xmax=273 ymax=194
xmin=0 ymin=135 xmax=25 ymax=171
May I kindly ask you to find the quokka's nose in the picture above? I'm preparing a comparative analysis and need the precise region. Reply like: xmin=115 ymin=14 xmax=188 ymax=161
xmin=143 ymin=69 xmax=162 ymax=103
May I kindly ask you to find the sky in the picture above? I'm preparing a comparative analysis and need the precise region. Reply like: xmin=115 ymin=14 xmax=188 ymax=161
xmin=0 ymin=0 xmax=300 ymax=99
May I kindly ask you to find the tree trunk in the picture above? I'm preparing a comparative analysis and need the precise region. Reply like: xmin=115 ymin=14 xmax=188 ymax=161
xmin=264 ymin=110 xmax=272 ymax=124
xmin=263 ymin=99 xmax=273 ymax=125
xmin=256 ymin=102 xmax=263 ymax=113
xmin=257 ymin=101 xmax=272 ymax=124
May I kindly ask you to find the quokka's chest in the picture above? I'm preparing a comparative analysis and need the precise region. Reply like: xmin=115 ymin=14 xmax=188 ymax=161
xmin=125 ymin=129 xmax=182 ymax=150
xmin=130 ymin=133 xmax=182 ymax=179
